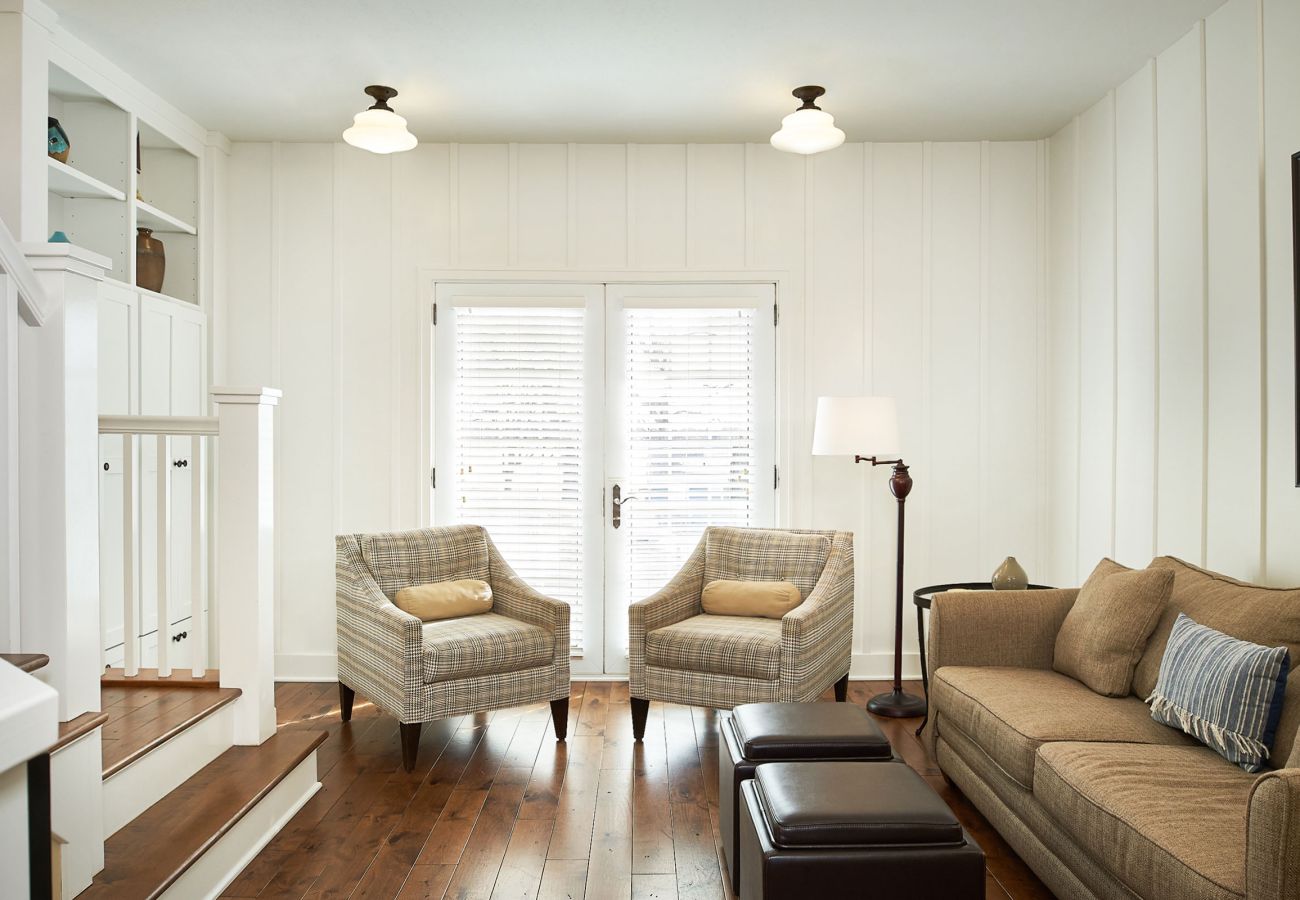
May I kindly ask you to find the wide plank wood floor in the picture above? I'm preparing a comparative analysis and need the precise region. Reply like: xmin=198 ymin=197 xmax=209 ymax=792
xmin=100 ymin=682 xmax=241 ymax=777
xmin=221 ymin=680 xmax=1054 ymax=900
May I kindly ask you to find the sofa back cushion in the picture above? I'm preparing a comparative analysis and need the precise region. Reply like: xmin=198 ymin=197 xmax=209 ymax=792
xmin=1134 ymin=556 xmax=1300 ymax=766
xmin=360 ymin=526 xmax=491 ymax=599
xmin=1053 ymin=559 xmax=1173 ymax=696
xmin=703 ymin=528 xmax=831 ymax=600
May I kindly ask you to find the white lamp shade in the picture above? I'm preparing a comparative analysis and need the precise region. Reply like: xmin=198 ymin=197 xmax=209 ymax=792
xmin=811 ymin=396 xmax=900 ymax=457
xmin=770 ymin=108 xmax=846 ymax=155
xmin=343 ymin=108 xmax=418 ymax=154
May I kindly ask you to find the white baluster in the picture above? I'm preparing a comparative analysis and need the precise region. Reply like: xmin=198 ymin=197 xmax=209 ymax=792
xmin=156 ymin=433 xmax=171 ymax=677
xmin=190 ymin=436 xmax=205 ymax=677
xmin=122 ymin=433 xmax=138 ymax=676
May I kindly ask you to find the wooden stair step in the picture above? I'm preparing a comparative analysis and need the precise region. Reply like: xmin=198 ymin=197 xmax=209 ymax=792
xmin=83 ymin=729 xmax=326 ymax=899
xmin=2 ymin=652 xmax=50 ymax=673
xmin=101 ymin=685 xmax=241 ymax=778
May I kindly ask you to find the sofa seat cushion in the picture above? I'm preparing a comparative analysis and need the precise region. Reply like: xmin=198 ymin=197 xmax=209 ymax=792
xmin=646 ymin=614 xmax=781 ymax=681
xmin=1035 ymin=742 xmax=1253 ymax=900
xmin=421 ymin=612 xmax=553 ymax=684
xmin=932 ymin=666 xmax=1195 ymax=789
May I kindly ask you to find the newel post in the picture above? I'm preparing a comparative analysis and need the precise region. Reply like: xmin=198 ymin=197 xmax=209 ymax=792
xmin=212 ymin=386 xmax=281 ymax=745
xmin=19 ymin=244 xmax=108 ymax=721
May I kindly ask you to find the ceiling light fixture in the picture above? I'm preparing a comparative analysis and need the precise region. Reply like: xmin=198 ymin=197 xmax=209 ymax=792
xmin=342 ymin=85 xmax=418 ymax=154
xmin=770 ymin=85 xmax=846 ymax=155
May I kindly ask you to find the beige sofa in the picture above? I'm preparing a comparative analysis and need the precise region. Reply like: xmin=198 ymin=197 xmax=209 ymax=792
xmin=924 ymin=556 xmax=1300 ymax=900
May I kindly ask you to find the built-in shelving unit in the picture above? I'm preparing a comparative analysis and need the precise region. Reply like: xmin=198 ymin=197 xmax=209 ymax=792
xmin=47 ymin=157 xmax=125 ymax=201
xmin=46 ymin=61 xmax=201 ymax=304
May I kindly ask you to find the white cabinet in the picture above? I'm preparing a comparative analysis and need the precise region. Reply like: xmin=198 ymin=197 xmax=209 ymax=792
xmin=97 ymin=287 xmax=207 ymax=669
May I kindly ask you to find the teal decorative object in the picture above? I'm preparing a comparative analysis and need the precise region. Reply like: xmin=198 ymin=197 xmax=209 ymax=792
xmin=48 ymin=231 xmax=70 ymax=243
xmin=47 ymin=117 xmax=70 ymax=163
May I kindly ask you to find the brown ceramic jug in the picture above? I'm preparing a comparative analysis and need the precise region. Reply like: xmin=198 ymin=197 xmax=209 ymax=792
xmin=136 ymin=227 xmax=165 ymax=294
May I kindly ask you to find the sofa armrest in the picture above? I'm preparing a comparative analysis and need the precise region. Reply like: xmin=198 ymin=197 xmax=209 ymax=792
xmin=927 ymin=588 xmax=1077 ymax=674
xmin=1247 ymin=768 xmax=1300 ymax=899
xmin=335 ymin=536 xmax=425 ymax=721
xmin=628 ymin=536 xmax=706 ymax=696
xmin=779 ymin=532 xmax=854 ymax=701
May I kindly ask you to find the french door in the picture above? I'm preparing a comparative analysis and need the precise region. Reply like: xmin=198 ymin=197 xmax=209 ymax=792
xmin=432 ymin=282 xmax=776 ymax=675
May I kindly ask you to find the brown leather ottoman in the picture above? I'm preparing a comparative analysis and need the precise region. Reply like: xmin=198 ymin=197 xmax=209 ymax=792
xmin=719 ymin=703 xmax=894 ymax=890
xmin=739 ymin=762 xmax=984 ymax=899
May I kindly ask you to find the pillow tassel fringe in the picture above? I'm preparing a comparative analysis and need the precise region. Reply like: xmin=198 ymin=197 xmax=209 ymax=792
xmin=1148 ymin=693 xmax=1269 ymax=768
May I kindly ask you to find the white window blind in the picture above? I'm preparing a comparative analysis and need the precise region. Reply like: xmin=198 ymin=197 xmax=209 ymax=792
xmin=449 ymin=305 xmax=585 ymax=654
xmin=623 ymin=307 xmax=762 ymax=602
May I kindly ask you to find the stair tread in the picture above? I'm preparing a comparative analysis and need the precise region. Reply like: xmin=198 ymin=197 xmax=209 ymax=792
xmin=83 ymin=729 xmax=326 ymax=899
xmin=102 ymin=686 xmax=242 ymax=778
xmin=52 ymin=711 xmax=110 ymax=753
xmin=1 ymin=652 xmax=49 ymax=673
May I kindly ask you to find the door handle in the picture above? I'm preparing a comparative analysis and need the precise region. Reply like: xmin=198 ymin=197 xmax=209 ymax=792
xmin=611 ymin=483 xmax=638 ymax=529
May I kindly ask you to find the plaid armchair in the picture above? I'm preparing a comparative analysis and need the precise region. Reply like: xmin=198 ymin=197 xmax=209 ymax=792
xmin=627 ymin=526 xmax=855 ymax=739
xmin=336 ymin=525 xmax=570 ymax=771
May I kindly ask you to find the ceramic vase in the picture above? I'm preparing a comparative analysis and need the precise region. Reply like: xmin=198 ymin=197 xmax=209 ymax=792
xmin=992 ymin=556 xmax=1028 ymax=591
xmin=135 ymin=227 xmax=165 ymax=294
xmin=48 ymin=117 xmax=70 ymax=163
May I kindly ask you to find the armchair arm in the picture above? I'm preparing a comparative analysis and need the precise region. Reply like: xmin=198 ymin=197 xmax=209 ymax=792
xmin=335 ymin=536 xmax=425 ymax=721
xmin=779 ymin=532 xmax=854 ymax=702
xmin=486 ymin=536 xmax=571 ymax=691
xmin=1247 ymin=768 xmax=1300 ymax=899
xmin=628 ymin=535 xmax=706 ymax=697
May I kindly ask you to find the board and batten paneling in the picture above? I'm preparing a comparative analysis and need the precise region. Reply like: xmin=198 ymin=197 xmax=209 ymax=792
xmin=222 ymin=139 xmax=1048 ymax=680
xmin=1046 ymin=0 xmax=1299 ymax=589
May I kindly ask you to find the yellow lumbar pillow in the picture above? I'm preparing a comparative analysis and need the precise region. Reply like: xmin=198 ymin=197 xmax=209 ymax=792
xmin=701 ymin=579 xmax=802 ymax=619
xmin=394 ymin=579 xmax=494 ymax=622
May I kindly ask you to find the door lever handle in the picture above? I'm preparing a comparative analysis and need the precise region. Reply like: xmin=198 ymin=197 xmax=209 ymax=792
xmin=611 ymin=484 xmax=638 ymax=529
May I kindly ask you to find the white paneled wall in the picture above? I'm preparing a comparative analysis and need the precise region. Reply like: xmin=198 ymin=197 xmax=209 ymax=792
xmin=222 ymin=139 xmax=1048 ymax=680
xmin=1046 ymin=0 xmax=1300 ymax=588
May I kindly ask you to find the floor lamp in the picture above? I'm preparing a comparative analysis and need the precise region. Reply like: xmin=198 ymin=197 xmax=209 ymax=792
xmin=812 ymin=396 xmax=927 ymax=718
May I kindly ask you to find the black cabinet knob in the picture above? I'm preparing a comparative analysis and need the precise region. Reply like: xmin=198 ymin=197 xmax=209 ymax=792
xmin=171 ymin=630 xmax=188 ymax=642
xmin=172 ymin=459 xmax=189 ymax=468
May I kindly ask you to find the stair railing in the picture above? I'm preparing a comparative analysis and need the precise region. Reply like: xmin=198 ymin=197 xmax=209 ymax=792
xmin=98 ymin=415 xmax=214 ymax=678
xmin=99 ymin=387 xmax=281 ymax=745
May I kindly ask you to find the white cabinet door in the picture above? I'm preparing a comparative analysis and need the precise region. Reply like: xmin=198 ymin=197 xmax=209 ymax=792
xmin=138 ymin=296 xmax=172 ymax=641
xmin=135 ymin=294 xmax=207 ymax=641
xmin=98 ymin=283 xmax=137 ymax=662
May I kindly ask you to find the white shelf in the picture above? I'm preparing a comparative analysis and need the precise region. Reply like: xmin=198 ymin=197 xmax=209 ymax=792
xmin=47 ymin=157 xmax=125 ymax=201
xmin=135 ymin=199 xmax=196 ymax=236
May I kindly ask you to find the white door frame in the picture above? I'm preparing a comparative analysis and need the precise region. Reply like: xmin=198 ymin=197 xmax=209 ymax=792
xmin=417 ymin=268 xmax=798 ymax=675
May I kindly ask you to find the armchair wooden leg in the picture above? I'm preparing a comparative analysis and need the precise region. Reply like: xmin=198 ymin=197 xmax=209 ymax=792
xmin=339 ymin=682 xmax=355 ymax=721
xmin=834 ymin=673 xmax=849 ymax=702
xmin=399 ymin=722 xmax=422 ymax=772
xmin=631 ymin=697 xmax=650 ymax=742
xmin=550 ymin=698 xmax=569 ymax=741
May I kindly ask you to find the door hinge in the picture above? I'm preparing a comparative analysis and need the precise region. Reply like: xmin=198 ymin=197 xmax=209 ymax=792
xmin=773 ymin=464 xmax=780 ymax=490
xmin=432 ymin=303 xmax=438 ymax=326
xmin=430 ymin=467 xmax=436 ymax=489
xmin=773 ymin=303 xmax=779 ymax=326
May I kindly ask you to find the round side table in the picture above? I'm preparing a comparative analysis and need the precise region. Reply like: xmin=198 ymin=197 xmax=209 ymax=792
xmin=912 ymin=581 xmax=1053 ymax=736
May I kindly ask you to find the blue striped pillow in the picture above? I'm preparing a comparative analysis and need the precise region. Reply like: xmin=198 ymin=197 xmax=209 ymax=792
xmin=1148 ymin=613 xmax=1290 ymax=772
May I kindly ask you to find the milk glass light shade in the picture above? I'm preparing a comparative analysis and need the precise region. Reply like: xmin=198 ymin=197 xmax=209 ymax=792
xmin=771 ymin=85 xmax=846 ymax=155
xmin=811 ymin=396 xmax=900 ymax=457
xmin=343 ymin=85 xmax=418 ymax=154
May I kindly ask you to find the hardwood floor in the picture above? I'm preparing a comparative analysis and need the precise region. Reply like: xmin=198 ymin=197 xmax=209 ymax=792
xmin=221 ymin=680 xmax=1054 ymax=900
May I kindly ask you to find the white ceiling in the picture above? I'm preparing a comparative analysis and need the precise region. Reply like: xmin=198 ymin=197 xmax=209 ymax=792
xmin=47 ymin=0 xmax=1225 ymax=144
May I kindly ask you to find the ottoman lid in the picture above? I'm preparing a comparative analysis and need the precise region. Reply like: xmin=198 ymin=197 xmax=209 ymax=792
xmin=731 ymin=703 xmax=891 ymax=760
xmin=754 ymin=762 xmax=963 ymax=848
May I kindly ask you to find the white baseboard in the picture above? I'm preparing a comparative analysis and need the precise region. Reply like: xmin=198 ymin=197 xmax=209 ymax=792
xmin=275 ymin=652 xmax=922 ymax=684
xmin=163 ymin=751 xmax=321 ymax=900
